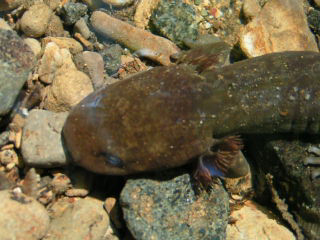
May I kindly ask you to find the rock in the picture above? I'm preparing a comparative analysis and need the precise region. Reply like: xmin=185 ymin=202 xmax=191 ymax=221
xmin=120 ymin=171 xmax=229 ymax=240
xmin=42 ymin=68 xmax=93 ymax=112
xmin=20 ymin=3 xmax=53 ymax=37
xmin=242 ymin=0 xmax=261 ymax=19
xmin=38 ymin=42 xmax=77 ymax=84
xmin=0 ymin=0 xmax=24 ymax=11
xmin=102 ymin=0 xmax=134 ymax=7
xmin=46 ymin=14 xmax=65 ymax=37
xmin=73 ymin=18 xmax=91 ymax=39
xmin=0 ymin=18 xmax=12 ymax=30
xmin=0 ymin=189 xmax=49 ymax=239
xmin=43 ymin=0 xmax=60 ymax=10
xmin=61 ymin=2 xmax=88 ymax=26
xmin=134 ymin=0 xmax=160 ymax=29
xmin=150 ymin=0 xmax=199 ymax=48
xmin=247 ymin=135 xmax=320 ymax=240
xmin=23 ymin=38 xmax=41 ymax=58
xmin=227 ymin=201 xmax=295 ymax=240
xmin=314 ymin=0 xmax=320 ymax=8
xmin=240 ymin=0 xmax=318 ymax=57
xmin=74 ymin=51 xmax=106 ymax=90
xmin=21 ymin=109 xmax=69 ymax=168
xmin=51 ymin=173 xmax=71 ymax=195
xmin=100 ymin=44 xmax=122 ymax=76
xmin=42 ymin=36 xmax=83 ymax=54
xmin=91 ymin=11 xmax=179 ymax=65
xmin=44 ymin=196 xmax=117 ymax=240
xmin=0 ymin=29 xmax=35 ymax=117
xmin=308 ymin=9 xmax=320 ymax=35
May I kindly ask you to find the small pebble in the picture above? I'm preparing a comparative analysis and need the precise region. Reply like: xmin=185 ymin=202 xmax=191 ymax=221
xmin=61 ymin=2 xmax=88 ymax=26
xmin=20 ymin=3 xmax=53 ymax=37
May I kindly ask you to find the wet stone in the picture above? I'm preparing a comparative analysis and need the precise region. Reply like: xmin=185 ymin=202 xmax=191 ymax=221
xmin=247 ymin=135 xmax=320 ymax=240
xmin=100 ymin=44 xmax=123 ymax=76
xmin=0 ymin=29 xmax=35 ymax=118
xmin=120 ymin=171 xmax=229 ymax=240
xmin=21 ymin=109 xmax=69 ymax=168
xmin=308 ymin=9 xmax=320 ymax=35
xmin=61 ymin=2 xmax=88 ymax=26
xmin=150 ymin=0 xmax=199 ymax=48
xmin=0 ymin=189 xmax=50 ymax=239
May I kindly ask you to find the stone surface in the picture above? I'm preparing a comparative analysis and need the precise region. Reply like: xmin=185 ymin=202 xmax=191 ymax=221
xmin=46 ymin=14 xmax=65 ymax=37
xmin=227 ymin=201 xmax=295 ymax=240
xmin=91 ymin=11 xmax=179 ymax=65
xmin=42 ymin=36 xmax=83 ymax=54
xmin=0 ymin=18 xmax=12 ymax=30
xmin=73 ymin=18 xmax=91 ymax=39
xmin=120 ymin=171 xmax=229 ymax=240
xmin=61 ymin=2 xmax=88 ymax=26
xmin=21 ymin=109 xmax=69 ymax=168
xmin=102 ymin=0 xmax=133 ymax=7
xmin=20 ymin=3 xmax=53 ymax=37
xmin=42 ymin=68 xmax=93 ymax=112
xmin=0 ymin=189 xmax=50 ymax=240
xmin=44 ymin=196 xmax=116 ymax=240
xmin=248 ymin=135 xmax=320 ymax=240
xmin=38 ymin=42 xmax=77 ymax=84
xmin=0 ymin=0 xmax=24 ymax=11
xmin=150 ymin=0 xmax=199 ymax=48
xmin=23 ymin=38 xmax=41 ymax=58
xmin=240 ymin=0 xmax=318 ymax=57
xmin=75 ymin=51 xmax=106 ymax=90
xmin=0 ymin=29 xmax=35 ymax=117
xmin=100 ymin=44 xmax=123 ymax=76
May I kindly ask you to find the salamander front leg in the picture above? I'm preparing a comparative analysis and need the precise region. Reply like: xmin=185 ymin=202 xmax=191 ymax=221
xmin=194 ymin=136 xmax=249 ymax=187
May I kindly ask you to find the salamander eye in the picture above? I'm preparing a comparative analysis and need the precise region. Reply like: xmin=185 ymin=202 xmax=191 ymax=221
xmin=96 ymin=151 xmax=124 ymax=168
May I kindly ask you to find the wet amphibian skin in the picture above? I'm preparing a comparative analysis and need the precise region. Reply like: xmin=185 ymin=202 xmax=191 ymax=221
xmin=63 ymin=44 xmax=320 ymax=180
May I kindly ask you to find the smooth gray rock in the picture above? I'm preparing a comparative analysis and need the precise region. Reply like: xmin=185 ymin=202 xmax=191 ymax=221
xmin=21 ymin=109 xmax=69 ymax=168
xmin=0 ymin=29 xmax=35 ymax=117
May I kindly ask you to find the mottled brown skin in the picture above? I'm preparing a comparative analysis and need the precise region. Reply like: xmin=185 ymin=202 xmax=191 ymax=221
xmin=63 ymin=48 xmax=320 ymax=176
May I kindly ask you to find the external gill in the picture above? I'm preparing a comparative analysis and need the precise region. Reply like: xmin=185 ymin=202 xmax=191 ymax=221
xmin=304 ymin=146 xmax=320 ymax=179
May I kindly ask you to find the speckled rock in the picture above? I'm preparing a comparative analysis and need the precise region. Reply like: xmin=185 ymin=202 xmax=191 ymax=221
xmin=23 ymin=38 xmax=41 ymax=58
xmin=0 ymin=0 xmax=24 ymax=11
xmin=44 ymin=196 xmax=118 ymax=240
xmin=248 ymin=135 xmax=320 ymax=240
xmin=74 ymin=51 xmax=106 ymax=90
xmin=0 ymin=29 xmax=35 ymax=117
xmin=120 ymin=171 xmax=229 ymax=240
xmin=0 ymin=18 xmax=12 ymax=30
xmin=46 ymin=14 xmax=66 ymax=37
xmin=308 ymin=9 xmax=320 ymax=36
xmin=42 ymin=68 xmax=93 ymax=112
xmin=43 ymin=0 xmax=60 ymax=10
xmin=102 ymin=0 xmax=134 ymax=7
xmin=0 ymin=189 xmax=50 ymax=239
xmin=150 ymin=0 xmax=198 ymax=48
xmin=38 ymin=42 xmax=77 ymax=84
xmin=42 ymin=36 xmax=83 ymax=54
xmin=20 ymin=3 xmax=53 ymax=37
xmin=21 ymin=109 xmax=69 ymax=168
xmin=227 ymin=201 xmax=295 ymax=240
xmin=61 ymin=2 xmax=88 ymax=26
xmin=240 ymin=0 xmax=318 ymax=57
xmin=73 ymin=17 xmax=91 ymax=39
xmin=100 ymin=44 xmax=123 ymax=76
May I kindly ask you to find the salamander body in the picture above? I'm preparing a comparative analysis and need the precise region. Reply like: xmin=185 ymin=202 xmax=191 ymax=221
xmin=63 ymin=48 xmax=320 ymax=176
